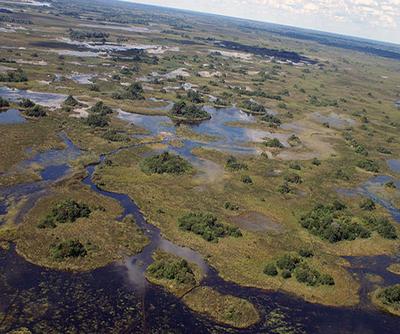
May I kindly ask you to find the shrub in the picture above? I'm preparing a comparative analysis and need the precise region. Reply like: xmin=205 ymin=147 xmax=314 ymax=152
xmin=224 ymin=202 xmax=239 ymax=211
xmin=312 ymin=158 xmax=321 ymax=166
xmin=19 ymin=98 xmax=35 ymax=108
xmin=50 ymin=239 xmax=87 ymax=260
xmin=364 ymin=216 xmax=397 ymax=239
xmin=90 ymin=101 xmax=113 ymax=115
xmin=377 ymin=284 xmax=400 ymax=309
xmin=357 ymin=159 xmax=379 ymax=173
xmin=284 ymin=173 xmax=302 ymax=184
xmin=299 ymin=248 xmax=314 ymax=258
xmin=25 ymin=105 xmax=47 ymax=117
xmin=241 ymin=100 xmax=265 ymax=113
xmin=225 ymin=156 xmax=248 ymax=171
xmin=140 ymin=151 xmax=191 ymax=175
xmin=385 ymin=181 xmax=396 ymax=189
xmin=264 ymin=138 xmax=284 ymax=148
xmin=241 ymin=175 xmax=253 ymax=184
xmin=170 ymin=101 xmax=210 ymax=121
xmin=147 ymin=257 xmax=196 ymax=285
xmin=289 ymin=162 xmax=301 ymax=170
xmin=288 ymin=134 xmax=301 ymax=147
xmin=300 ymin=204 xmax=371 ymax=242
xmin=281 ymin=269 xmax=292 ymax=279
xmin=264 ymin=263 xmax=278 ymax=276
xmin=377 ymin=147 xmax=392 ymax=155
xmin=86 ymin=113 xmax=109 ymax=127
xmin=277 ymin=182 xmax=292 ymax=194
xmin=178 ymin=212 xmax=242 ymax=242
xmin=124 ymin=82 xmax=145 ymax=100
xmin=360 ymin=198 xmax=376 ymax=211
xmin=0 ymin=68 xmax=27 ymax=82
xmin=187 ymin=89 xmax=203 ymax=103
xmin=0 ymin=97 xmax=9 ymax=108
xmin=64 ymin=95 xmax=80 ymax=107
xmin=38 ymin=199 xmax=91 ymax=228
xmin=261 ymin=113 xmax=281 ymax=126
xmin=102 ymin=129 xmax=130 ymax=142
xmin=276 ymin=254 xmax=301 ymax=272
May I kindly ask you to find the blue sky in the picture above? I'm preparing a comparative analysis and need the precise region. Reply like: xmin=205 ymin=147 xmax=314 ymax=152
xmin=126 ymin=0 xmax=400 ymax=44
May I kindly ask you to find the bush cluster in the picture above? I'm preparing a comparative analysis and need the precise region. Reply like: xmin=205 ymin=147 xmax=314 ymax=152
xmin=300 ymin=203 xmax=371 ymax=243
xmin=241 ymin=100 xmax=265 ymax=113
xmin=178 ymin=212 xmax=242 ymax=242
xmin=38 ymin=199 xmax=91 ymax=229
xmin=140 ymin=151 xmax=191 ymax=175
xmin=364 ymin=216 xmax=397 ymax=239
xmin=170 ymin=101 xmax=210 ymax=120
xmin=264 ymin=138 xmax=284 ymax=148
xmin=225 ymin=156 xmax=248 ymax=171
xmin=377 ymin=284 xmax=400 ymax=309
xmin=50 ymin=239 xmax=87 ymax=260
xmin=0 ymin=97 xmax=10 ymax=108
xmin=264 ymin=253 xmax=334 ymax=286
xmin=0 ymin=68 xmax=27 ymax=82
xmin=147 ymin=258 xmax=196 ymax=285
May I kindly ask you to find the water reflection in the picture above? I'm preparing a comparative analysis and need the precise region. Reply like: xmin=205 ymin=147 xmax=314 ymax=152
xmin=0 ymin=109 xmax=25 ymax=124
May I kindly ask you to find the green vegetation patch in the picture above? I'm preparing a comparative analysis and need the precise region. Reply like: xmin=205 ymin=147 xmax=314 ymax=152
xmin=264 ymin=253 xmax=334 ymax=287
xmin=373 ymin=284 xmax=400 ymax=316
xmin=37 ymin=199 xmax=91 ymax=229
xmin=50 ymin=239 xmax=87 ymax=260
xmin=0 ymin=97 xmax=10 ymax=108
xmin=178 ymin=212 xmax=242 ymax=242
xmin=145 ymin=251 xmax=201 ymax=297
xmin=0 ymin=68 xmax=27 ymax=82
xmin=300 ymin=203 xmax=371 ymax=243
xmin=170 ymin=101 xmax=210 ymax=122
xmin=140 ymin=151 xmax=191 ymax=175
xmin=225 ymin=155 xmax=248 ymax=171
xmin=182 ymin=287 xmax=260 ymax=328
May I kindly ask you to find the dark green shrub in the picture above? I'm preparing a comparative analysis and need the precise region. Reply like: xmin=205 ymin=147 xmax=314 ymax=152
xmin=284 ymin=173 xmax=302 ymax=184
xmin=289 ymin=162 xmax=301 ymax=170
xmin=140 ymin=151 xmax=191 ymax=175
xmin=300 ymin=204 xmax=371 ymax=242
xmin=0 ymin=97 xmax=9 ymax=108
xmin=0 ymin=68 xmax=27 ymax=82
xmin=299 ymin=248 xmax=314 ymax=258
xmin=224 ymin=202 xmax=239 ymax=211
xmin=170 ymin=101 xmax=210 ymax=120
xmin=377 ymin=284 xmax=400 ymax=309
xmin=225 ymin=156 xmax=248 ymax=171
xmin=38 ymin=199 xmax=91 ymax=228
xmin=50 ymin=240 xmax=87 ymax=260
xmin=264 ymin=263 xmax=278 ymax=276
xmin=147 ymin=258 xmax=196 ymax=285
xmin=281 ymin=269 xmax=292 ymax=279
xmin=178 ymin=212 xmax=242 ymax=242
xmin=19 ymin=98 xmax=35 ymax=108
xmin=276 ymin=254 xmax=301 ymax=272
xmin=241 ymin=100 xmax=265 ymax=113
xmin=102 ymin=129 xmax=130 ymax=142
xmin=312 ymin=158 xmax=321 ymax=166
xmin=360 ymin=198 xmax=376 ymax=211
xmin=264 ymin=138 xmax=284 ymax=148
xmin=25 ymin=105 xmax=47 ymax=117
xmin=64 ymin=95 xmax=80 ymax=107
xmin=241 ymin=175 xmax=253 ymax=184
xmin=364 ymin=216 xmax=397 ymax=239
xmin=90 ymin=101 xmax=113 ymax=115
xmin=261 ymin=113 xmax=281 ymax=126
xmin=357 ymin=159 xmax=379 ymax=172
xmin=187 ymin=90 xmax=203 ymax=103
xmin=86 ymin=113 xmax=109 ymax=127
xmin=277 ymin=182 xmax=292 ymax=194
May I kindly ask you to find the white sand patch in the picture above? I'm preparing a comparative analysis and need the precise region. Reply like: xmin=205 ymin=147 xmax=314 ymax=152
xmin=198 ymin=71 xmax=221 ymax=78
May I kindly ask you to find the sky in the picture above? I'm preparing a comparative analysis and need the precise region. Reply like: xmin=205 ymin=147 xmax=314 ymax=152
xmin=125 ymin=0 xmax=400 ymax=44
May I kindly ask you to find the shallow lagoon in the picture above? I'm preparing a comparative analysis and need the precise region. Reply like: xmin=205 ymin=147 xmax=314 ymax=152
xmin=0 ymin=109 xmax=25 ymax=124
xmin=0 ymin=87 xmax=67 ymax=108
